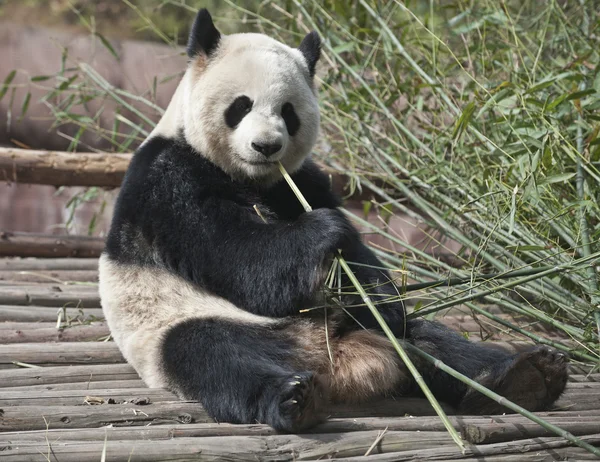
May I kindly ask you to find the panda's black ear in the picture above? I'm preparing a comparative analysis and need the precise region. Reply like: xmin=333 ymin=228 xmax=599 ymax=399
xmin=187 ymin=9 xmax=221 ymax=59
xmin=299 ymin=31 xmax=321 ymax=78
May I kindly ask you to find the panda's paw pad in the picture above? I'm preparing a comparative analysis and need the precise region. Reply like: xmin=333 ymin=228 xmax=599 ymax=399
xmin=522 ymin=346 xmax=569 ymax=400
xmin=496 ymin=346 xmax=568 ymax=410
xmin=276 ymin=372 xmax=324 ymax=432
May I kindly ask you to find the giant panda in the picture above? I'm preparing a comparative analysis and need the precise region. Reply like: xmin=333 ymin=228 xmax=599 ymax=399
xmin=99 ymin=8 xmax=569 ymax=432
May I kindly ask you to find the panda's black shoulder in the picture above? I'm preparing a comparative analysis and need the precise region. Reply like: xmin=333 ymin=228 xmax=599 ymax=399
xmin=105 ymin=135 xmax=244 ymax=262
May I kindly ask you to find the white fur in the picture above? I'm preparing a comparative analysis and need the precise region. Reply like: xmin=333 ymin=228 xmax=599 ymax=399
xmin=99 ymin=256 xmax=275 ymax=388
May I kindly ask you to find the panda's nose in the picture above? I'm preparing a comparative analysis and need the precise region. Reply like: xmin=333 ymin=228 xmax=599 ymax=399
xmin=251 ymin=142 xmax=282 ymax=158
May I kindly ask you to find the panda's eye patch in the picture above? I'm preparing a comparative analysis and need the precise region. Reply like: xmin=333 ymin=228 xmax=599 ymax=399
xmin=281 ymin=102 xmax=300 ymax=136
xmin=225 ymin=95 xmax=253 ymax=128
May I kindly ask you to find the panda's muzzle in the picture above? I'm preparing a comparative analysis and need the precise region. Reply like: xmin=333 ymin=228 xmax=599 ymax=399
xmin=251 ymin=142 xmax=283 ymax=158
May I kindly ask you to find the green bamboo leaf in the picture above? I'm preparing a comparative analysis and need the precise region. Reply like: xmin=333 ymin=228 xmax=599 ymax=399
xmin=362 ymin=200 xmax=372 ymax=219
xmin=477 ymin=87 xmax=513 ymax=118
xmin=453 ymin=101 xmax=476 ymax=141
xmin=95 ymin=33 xmax=120 ymax=61
xmin=546 ymin=93 xmax=570 ymax=110
xmin=0 ymin=70 xmax=16 ymax=101
xmin=58 ymin=75 xmax=78 ymax=91
xmin=30 ymin=75 xmax=52 ymax=82
xmin=566 ymin=89 xmax=596 ymax=101
xmin=539 ymin=173 xmax=576 ymax=185
xmin=332 ymin=42 xmax=354 ymax=54
xmin=18 ymin=92 xmax=31 ymax=122
xmin=525 ymin=80 xmax=554 ymax=94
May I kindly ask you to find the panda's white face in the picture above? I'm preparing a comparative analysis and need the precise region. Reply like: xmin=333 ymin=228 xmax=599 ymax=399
xmin=181 ymin=34 xmax=320 ymax=182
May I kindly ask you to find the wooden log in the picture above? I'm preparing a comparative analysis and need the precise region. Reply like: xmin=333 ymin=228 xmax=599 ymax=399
xmin=329 ymin=397 xmax=454 ymax=417
xmin=553 ymin=390 xmax=600 ymax=411
xmin=331 ymin=434 xmax=600 ymax=461
xmin=0 ymin=232 xmax=104 ymax=258
xmin=0 ymin=321 xmax=57 ymax=330
xmin=1 ymin=379 xmax=146 ymax=391
xmin=0 ymin=387 xmax=177 ymax=406
xmin=0 ymin=364 xmax=138 ymax=388
xmin=0 ymin=322 xmax=109 ymax=343
xmin=0 ymin=147 xmax=130 ymax=187
xmin=0 ymin=399 xmax=459 ymax=432
xmin=0 ymin=258 xmax=99 ymax=271
xmin=0 ymin=387 xmax=452 ymax=411
xmin=0 ymin=305 xmax=104 ymax=322
xmin=2 ymin=413 xmax=599 ymax=444
xmin=0 ymin=430 xmax=455 ymax=461
xmin=462 ymin=418 xmax=600 ymax=444
xmin=0 ymin=401 xmax=213 ymax=431
xmin=570 ymin=373 xmax=600 ymax=382
xmin=0 ymin=342 xmax=124 ymax=368
xmin=0 ymin=270 xmax=98 ymax=283
xmin=0 ymin=285 xmax=100 ymax=307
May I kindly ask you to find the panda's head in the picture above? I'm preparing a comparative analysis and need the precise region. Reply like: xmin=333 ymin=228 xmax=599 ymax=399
xmin=178 ymin=9 xmax=321 ymax=183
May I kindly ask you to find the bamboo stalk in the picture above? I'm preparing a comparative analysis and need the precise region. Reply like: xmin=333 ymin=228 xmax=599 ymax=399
xmin=371 ymin=248 xmax=592 ymax=346
xmin=575 ymin=80 xmax=600 ymax=344
xmin=277 ymin=162 xmax=600 ymax=457
xmin=405 ymin=343 xmax=600 ymax=457
xmin=408 ymin=252 xmax=600 ymax=322
xmin=336 ymin=256 xmax=464 ymax=451
xmin=277 ymin=161 xmax=465 ymax=452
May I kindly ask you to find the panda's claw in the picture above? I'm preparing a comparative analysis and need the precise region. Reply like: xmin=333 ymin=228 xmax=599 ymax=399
xmin=269 ymin=371 xmax=326 ymax=433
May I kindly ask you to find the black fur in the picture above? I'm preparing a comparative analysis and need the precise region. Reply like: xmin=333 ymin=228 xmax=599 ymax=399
xmin=187 ymin=9 xmax=221 ymax=58
xmin=106 ymin=136 xmax=358 ymax=319
xmin=282 ymin=102 xmax=300 ymax=136
xmin=162 ymin=318 xmax=326 ymax=432
xmin=299 ymin=31 xmax=321 ymax=78
xmin=224 ymin=95 xmax=253 ymax=128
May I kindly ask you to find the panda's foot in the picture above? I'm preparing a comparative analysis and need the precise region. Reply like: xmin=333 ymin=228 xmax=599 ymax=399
xmin=459 ymin=346 xmax=568 ymax=415
xmin=268 ymin=371 xmax=326 ymax=433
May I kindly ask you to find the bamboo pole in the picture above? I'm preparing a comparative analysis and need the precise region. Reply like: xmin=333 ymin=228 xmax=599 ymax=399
xmin=277 ymin=162 xmax=465 ymax=452
xmin=277 ymin=161 xmax=600 ymax=458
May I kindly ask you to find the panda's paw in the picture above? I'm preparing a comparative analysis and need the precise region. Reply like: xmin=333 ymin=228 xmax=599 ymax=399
xmin=269 ymin=371 xmax=327 ymax=433
xmin=517 ymin=345 xmax=569 ymax=403
xmin=460 ymin=346 xmax=568 ymax=414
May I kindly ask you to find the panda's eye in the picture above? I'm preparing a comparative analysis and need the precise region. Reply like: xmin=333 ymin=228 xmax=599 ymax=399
xmin=281 ymin=102 xmax=300 ymax=136
xmin=225 ymin=95 xmax=253 ymax=128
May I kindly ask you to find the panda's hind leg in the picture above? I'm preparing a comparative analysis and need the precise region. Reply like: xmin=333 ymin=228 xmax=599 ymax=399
xmin=458 ymin=345 xmax=568 ymax=414
xmin=161 ymin=318 xmax=327 ymax=433
xmin=406 ymin=319 xmax=568 ymax=414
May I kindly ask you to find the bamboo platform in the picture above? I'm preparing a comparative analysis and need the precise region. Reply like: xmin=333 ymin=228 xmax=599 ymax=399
xmin=0 ymin=257 xmax=598 ymax=461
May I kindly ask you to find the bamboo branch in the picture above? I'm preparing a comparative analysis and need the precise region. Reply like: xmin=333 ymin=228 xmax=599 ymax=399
xmin=277 ymin=161 xmax=600 ymax=458
xmin=408 ymin=252 xmax=600 ymax=322
xmin=277 ymin=161 xmax=465 ymax=452
xmin=405 ymin=344 xmax=600 ymax=457
xmin=575 ymin=81 xmax=600 ymax=344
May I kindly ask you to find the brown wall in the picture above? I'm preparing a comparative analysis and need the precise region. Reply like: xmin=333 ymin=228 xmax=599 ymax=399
xmin=0 ymin=23 xmax=183 ymax=235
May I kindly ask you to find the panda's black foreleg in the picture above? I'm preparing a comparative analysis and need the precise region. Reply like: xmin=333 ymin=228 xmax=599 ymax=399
xmin=160 ymin=318 xmax=326 ymax=432
xmin=405 ymin=319 xmax=569 ymax=413
xmin=337 ymin=240 xmax=406 ymax=336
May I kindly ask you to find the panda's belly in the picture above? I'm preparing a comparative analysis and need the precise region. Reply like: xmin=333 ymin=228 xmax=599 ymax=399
xmin=98 ymin=254 xmax=274 ymax=387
